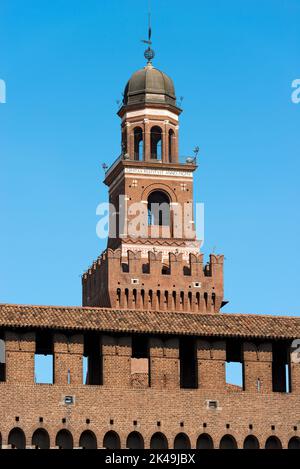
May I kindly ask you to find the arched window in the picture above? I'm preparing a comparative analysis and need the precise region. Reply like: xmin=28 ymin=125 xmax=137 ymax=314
xmin=243 ymin=435 xmax=259 ymax=449
xmin=180 ymin=291 xmax=184 ymax=310
xmin=126 ymin=431 xmax=144 ymax=449
xmin=172 ymin=291 xmax=176 ymax=309
xmin=56 ymin=429 xmax=73 ymax=449
xmin=150 ymin=432 xmax=168 ymax=449
xmin=125 ymin=288 xmax=129 ymax=308
xmin=164 ymin=291 xmax=168 ymax=309
xmin=32 ymin=428 xmax=50 ymax=449
xmin=151 ymin=126 xmax=163 ymax=160
xmin=196 ymin=292 xmax=200 ymax=311
xmin=204 ymin=292 xmax=208 ymax=311
xmin=117 ymin=288 xmax=121 ymax=305
xmin=141 ymin=289 xmax=145 ymax=308
xmin=156 ymin=290 xmax=161 ymax=309
xmin=265 ymin=436 xmax=282 ymax=449
xmin=79 ymin=430 xmax=97 ymax=449
xmin=8 ymin=428 xmax=26 ymax=449
xmin=168 ymin=129 xmax=175 ymax=162
xmin=103 ymin=431 xmax=121 ymax=449
xmin=174 ymin=433 xmax=191 ymax=449
xmin=133 ymin=288 xmax=137 ymax=305
xmin=188 ymin=291 xmax=192 ymax=310
xmin=212 ymin=292 xmax=216 ymax=311
xmin=147 ymin=191 xmax=170 ymax=226
xmin=288 ymin=436 xmax=300 ymax=449
xmin=134 ymin=127 xmax=143 ymax=161
xmin=219 ymin=434 xmax=238 ymax=449
xmin=196 ymin=433 xmax=214 ymax=449
xmin=147 ymin=290 xmax=153 ymax=308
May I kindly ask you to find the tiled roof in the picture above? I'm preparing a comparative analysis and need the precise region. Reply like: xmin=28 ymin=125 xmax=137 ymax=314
xmin=0 ymin=303 xmax=299 ymax=339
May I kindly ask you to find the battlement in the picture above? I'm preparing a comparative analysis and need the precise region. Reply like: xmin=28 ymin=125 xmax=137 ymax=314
xmin=82 ymin=249 xmax=224 ymax=313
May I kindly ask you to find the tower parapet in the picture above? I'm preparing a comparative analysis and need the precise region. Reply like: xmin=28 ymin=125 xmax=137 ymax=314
xmin=82 ymin=249 xmax=224 ymax=313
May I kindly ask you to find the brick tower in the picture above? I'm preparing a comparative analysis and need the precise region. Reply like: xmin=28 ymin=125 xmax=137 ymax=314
xmin=82 ymin=57 xmax=224 ymax=313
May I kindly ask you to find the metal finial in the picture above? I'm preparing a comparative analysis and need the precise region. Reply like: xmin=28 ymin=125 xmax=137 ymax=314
xmin=193 ymin=146 xmax=200 ymax=158
xmin=141 ymin=1 xmax=155 ymax=64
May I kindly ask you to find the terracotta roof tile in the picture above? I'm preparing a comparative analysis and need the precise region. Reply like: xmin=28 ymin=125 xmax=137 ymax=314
xmin=0 ymin=303 xmax=299 ymax=339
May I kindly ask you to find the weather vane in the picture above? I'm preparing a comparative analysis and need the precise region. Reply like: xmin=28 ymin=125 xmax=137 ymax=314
xmin=141 ymin=1 xmax=155 ymax=64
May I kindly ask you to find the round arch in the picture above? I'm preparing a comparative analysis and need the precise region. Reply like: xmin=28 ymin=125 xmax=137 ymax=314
xmin=265 ymin=436 xmax=282 ymax=449
xmin=219 ymin=434 xmax=238 ymax=449
xmin=147 ymin=190 xmax=170 ymax=226
xmin=150 ymin=432 xmax=168 ymax=449
xmin=79 ymin=430 xmax=97 ymax=449
xmin=126 ymin=431 xmax=144 ymax=449
xmin=55 ymin=429 xmax=73 ymax=449
xmin=243 ymin=435 xmax=259 ymax=449
xmin=133 ymin=126 xmax=143 ymax=161
xmin=8 ymin=428 xmax=26 ymax=449
xmin=103 ymin=431 xmax=121 ymax=449
xmin=32 ymin=428 xmax=50 ymax=449
xmin=174 ymin=433 xmax=191 ymax=449
xmin=150 ymin=126 xmax=163 ymax=160
xmin=288 ymin=436 xmax=300 ymax=449
xmin=141 ymin=182 xmax=177 ymax=205
xmin=196 ymin=433 xmax=214 ymax=449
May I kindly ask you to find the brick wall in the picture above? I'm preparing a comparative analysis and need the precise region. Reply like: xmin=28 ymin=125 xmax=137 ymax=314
xmin=0 ymin=329 xmax=299 ymax=449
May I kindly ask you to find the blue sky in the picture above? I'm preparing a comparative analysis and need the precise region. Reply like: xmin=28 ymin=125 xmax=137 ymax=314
xmin=0 ymin=0 xmax=299 ymax=317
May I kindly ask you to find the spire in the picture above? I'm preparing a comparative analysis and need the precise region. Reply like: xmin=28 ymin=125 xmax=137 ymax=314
xmin=141 ymin=1 xmax=155 ymax=64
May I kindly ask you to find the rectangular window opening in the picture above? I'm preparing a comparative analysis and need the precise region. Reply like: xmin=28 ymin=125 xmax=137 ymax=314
xmin=131 ymin=335 xmax=150 ymax=386
xmin=35 ymin=331 xmax=54 ymax=384
xmin=272 ymin=341 xmax=291 ymax=393
xmin=83 ymin=333 xmax=102 ymax=385
xmin=180 ymin=337 xmax=198 ymax=389
xmin=225 ymin=340 xmax=244 ymax=389
xmin=132 ymin=335 xmax=149 ymax=358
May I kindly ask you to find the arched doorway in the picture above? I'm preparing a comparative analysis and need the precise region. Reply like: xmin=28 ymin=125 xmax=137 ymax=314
xmin=265 ymin=436 xmax=282 ymax=449
xmin=243 ymin=435 xmax=259 ymax=449
xmin=55 ymin=429 xmax=73 ymax=449
xmin=219 ymin=434 xmax=238 ymax=449
xmin=8 ymin=428 xmax=26 ymax=449
xmin=150 ymin=432 xmax=168 ymax=449
xmin=103 ymin=431 xmax=121 ymax=449
xmin=126 ymin=431 xmax=144 ymax=449
xmin=32 ymin=428 xmax=50 ymax=449
xmin=196 ymin=433 xmax=214 ymax=449
xmin=79 ymin=430 xmax=97 ymax=449
xmin=174 ymin=433 xmax=191 ymax=449
xmin=288 ymin=437 xmax=300 ymax=449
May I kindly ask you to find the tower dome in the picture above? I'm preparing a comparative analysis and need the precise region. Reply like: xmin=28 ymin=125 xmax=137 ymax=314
xmin=123 ymin=63 xmax=176 ymax=107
